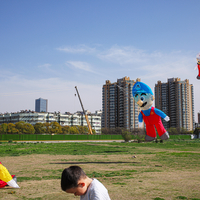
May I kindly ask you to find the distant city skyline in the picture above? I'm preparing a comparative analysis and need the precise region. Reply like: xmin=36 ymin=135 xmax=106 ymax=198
xmin=0 ymin=76 xmax=199 ymax=123
xmin=0 ymin=1 xmax=200 ymax=122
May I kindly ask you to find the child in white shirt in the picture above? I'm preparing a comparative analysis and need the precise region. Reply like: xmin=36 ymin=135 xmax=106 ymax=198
xmin=61 ymin=166 xmax=111 ymax=200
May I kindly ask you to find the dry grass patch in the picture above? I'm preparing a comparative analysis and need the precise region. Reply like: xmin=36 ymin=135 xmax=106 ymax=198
xmin=0 ymin=140 xmax=200 ymax=200
xmin=0 ymin=153 xmax=200 ymax=200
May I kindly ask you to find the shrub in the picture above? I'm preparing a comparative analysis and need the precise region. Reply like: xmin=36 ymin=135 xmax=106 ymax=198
xmin=121 ymin=130 xmax=132 ymax=142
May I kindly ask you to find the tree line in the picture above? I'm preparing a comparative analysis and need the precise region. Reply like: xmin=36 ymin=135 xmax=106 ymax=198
xmin=0 ymin=121 xmax=195 ymax=136
xmin=0 ymin=121 xmax=96 ymax=134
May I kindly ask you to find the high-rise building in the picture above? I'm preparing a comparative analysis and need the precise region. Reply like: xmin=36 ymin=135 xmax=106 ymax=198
xmin=102 ymin=76 xmax=141 ymax=130
xmin=35 ymin=98 xmax=48 ymax=112
xmin=155 ymin=78 xmax=194 ymax=131
xmin=198 ymin=112 xmax=200 ymax=124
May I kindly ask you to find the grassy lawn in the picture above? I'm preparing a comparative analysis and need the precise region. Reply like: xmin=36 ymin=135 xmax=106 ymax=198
xmin=0 ymin=139 xmax=200 ymax=200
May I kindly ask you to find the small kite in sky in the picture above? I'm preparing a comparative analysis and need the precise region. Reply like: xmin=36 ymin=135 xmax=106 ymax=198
xmin=0 ymin=162 xmax=20 ymax=188
xmin=195 ymin=52 xmax=200 ymax=79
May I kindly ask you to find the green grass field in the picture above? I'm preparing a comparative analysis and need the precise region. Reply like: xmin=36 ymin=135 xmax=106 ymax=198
xmin=0 ymin=139 xmax=200 ymax=200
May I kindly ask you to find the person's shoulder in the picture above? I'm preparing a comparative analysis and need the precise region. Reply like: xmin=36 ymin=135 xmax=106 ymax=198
xmin=88 ymin=179 xmax=111 ymax=200
xmin=89 ymin=179 xmax=108 ymax=192
xmin=91 ymin=179 xmax=104 ymax=187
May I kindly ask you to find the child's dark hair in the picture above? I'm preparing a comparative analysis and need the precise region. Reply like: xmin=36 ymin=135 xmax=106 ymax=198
xmin=61 ymin=166 xmax=87 ymax=191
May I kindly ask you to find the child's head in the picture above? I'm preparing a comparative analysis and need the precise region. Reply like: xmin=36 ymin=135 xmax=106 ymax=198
xmin=61 ymin=166 xmax=88 ymax=196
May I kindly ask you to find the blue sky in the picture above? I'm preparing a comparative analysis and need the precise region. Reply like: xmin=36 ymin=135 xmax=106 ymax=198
xmin=0 ymin=0 xmax=200 ymax=122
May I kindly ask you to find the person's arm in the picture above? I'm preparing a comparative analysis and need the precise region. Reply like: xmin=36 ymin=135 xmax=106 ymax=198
xmin=154 ymin=108 xmax=170 ymax=121
xmin=138 ymin=112 xmax=143 ymax=127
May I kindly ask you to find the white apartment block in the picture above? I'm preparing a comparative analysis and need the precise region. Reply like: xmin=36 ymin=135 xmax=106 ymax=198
xmin=0 ymin=110 xmax=102 ymax=134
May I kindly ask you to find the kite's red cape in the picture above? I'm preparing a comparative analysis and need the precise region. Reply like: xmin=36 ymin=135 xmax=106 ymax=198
xmin=0 ymin=175 xmax=15 ymax=188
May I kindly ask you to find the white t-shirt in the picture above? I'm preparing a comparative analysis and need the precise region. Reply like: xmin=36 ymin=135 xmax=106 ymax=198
xmin=80 ymin=179 xmax=111 ymax=200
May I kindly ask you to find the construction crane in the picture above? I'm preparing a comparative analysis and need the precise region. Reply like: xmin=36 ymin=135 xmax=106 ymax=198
xmin=75 ymin=86 xmax=93 ymax=135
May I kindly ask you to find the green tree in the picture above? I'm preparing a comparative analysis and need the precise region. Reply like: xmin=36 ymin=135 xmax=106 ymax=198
xmin=24 ymin=123 xmax=35 ymax=134
xmin=113 ymin=127 xmax=123 ymax=135
xmin=77 ymin=126 xmax=84 ymax=134
xmin=178 ymin=127 xmax=189 ymax=134
xmin=101 ymin=128 xmax=110 ymax=135
xmin=50 ymin=122 xmax=62 ymax=134
xmin=121 ymin=130 xmax=132 ymax=142
xmin=0 ymin=123 xmax=8 ymax=134
xmin=76 ymin=126 xmax=90 ymax=134
xmin=69 ymin=126 xmax=79 ymax=134
xmin=15 ymin=121 xmax=35 ymax=134
xmin=7 ymin=123 xmax=19 ymax=134
xmin=194 ymin=127 xmax=200 ymax=138
xmin=167 ymin=127 xmax=178 ymax=135
xmin=34 ymin=123 xmax=46 ymax=134
xmin=62 ymin=126 xmax=70 ymax=134
xmin=44 ymin=122 xmax=51 ymax=134
xmin=92 ymin=129 xmax=96 ymax=134
xmin=83 ymin=126 xmax=89 ymax=134
xmin=131 ymin=128 xmax=145 ymax=140
xmin=15 ymin=121 xmax=25 ymax=134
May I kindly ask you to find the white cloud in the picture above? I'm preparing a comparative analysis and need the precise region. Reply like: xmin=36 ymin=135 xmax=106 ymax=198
xmin=140 ymin=52 xmax=195 ymax=81
xmin=98 ymin=45 xmax=148 ymax=65
xmin=57 ymin=44 xmax=96 ymax=54
xmin=66 ymin=61 xmax=94 ymax=72
xmin=97 ymin=45 xmax=196 ymax=79
xmin=65 ymin=61 xmax=105 ymax=77
xmin=98 ymin=46 xmax=194 ymax=68
xmin=37 ymin=63 xmax=51 ymax=69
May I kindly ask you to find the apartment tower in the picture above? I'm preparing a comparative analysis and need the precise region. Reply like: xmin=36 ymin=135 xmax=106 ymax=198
xmin=155 ymin=78 xmax=194 ymax=131
xmin=102 ymin=76 xmax=141 ymax=130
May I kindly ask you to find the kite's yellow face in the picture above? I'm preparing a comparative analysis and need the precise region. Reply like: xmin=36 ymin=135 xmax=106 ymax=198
xmin=197 ymin=59 xmax=200 ymax=65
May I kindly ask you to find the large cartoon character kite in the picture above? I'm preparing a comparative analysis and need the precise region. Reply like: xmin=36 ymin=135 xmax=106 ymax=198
xmin=0 ymin=162 xmax=19 ymax=188
xmin=132 ymin=81 xmax=170 ymax=141
xmin=196 ymin=52 xmax=200 ymax=79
